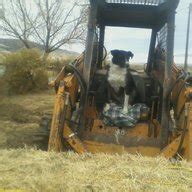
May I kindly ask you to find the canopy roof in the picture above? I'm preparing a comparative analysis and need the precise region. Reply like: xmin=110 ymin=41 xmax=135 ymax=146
xmin=106 ymin=0 xmax=168 ymax=6
xmin=93 ymin=0 xmax=180 ymax=29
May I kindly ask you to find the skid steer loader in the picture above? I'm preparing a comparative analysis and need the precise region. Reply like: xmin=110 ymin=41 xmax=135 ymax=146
xmin=48 ymin=0 xmax=192 ymax=160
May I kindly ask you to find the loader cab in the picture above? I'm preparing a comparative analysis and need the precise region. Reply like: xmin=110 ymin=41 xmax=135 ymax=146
xmin=83 ymin=0 xmax=179 ymax=147
xmin=84 ymin=0 xmax=179 ymax=80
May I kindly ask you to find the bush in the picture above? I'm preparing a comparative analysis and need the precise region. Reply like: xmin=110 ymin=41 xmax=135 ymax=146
xmin=46 ymin=57 xmax=75 ymax=72
xmin=0 ymin=78 xmax=5 ymax=95
xmin=3 ymin=49 xmax=48 ymax=94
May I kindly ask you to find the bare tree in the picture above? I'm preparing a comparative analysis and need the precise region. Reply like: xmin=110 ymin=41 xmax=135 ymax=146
xmin=29 ymin=0 xmax=87 ymax=56
xmin=0 ymin=0 xmax=87 ymax=55
xmin=0 ymin=0 xmax=37 ymax=48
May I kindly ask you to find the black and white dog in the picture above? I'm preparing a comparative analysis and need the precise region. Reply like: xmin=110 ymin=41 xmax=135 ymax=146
xmin=108 ymin=50 xmax=134 ymax=113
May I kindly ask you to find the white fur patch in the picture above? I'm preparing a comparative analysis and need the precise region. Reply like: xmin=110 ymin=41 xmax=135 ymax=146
xmin=108 ymin=64 xmax=126 ymax=92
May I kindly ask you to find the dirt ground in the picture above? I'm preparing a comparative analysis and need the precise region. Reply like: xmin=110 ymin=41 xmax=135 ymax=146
xmin=0 ymin=90 xmax=55 ymax=150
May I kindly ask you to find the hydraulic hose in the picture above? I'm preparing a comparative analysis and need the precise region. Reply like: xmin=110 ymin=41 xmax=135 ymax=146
xmin=66 ymin=63 xmax=87 ymax=98
xmin=174 ymin=75 xmax=189 ymax=106
xmin=176 ymin=103 xmax=189 ymax=155
xmin=163 ymin=71 xmax=186 ymax=133
xmin=102 ymin=45 xmax=107 ymax=62
xmin=65 ymin=64 xmax=87 ymax=135
xmin=166 ymin=70 xmax=186 ymax=100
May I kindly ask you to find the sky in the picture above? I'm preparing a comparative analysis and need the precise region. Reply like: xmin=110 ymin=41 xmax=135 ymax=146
xmin=68 ymin=0 xmax=192 ymax=65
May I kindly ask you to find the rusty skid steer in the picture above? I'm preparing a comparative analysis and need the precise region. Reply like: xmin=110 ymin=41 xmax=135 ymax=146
xmin=48 ymin=0 xmax=192 ymax=160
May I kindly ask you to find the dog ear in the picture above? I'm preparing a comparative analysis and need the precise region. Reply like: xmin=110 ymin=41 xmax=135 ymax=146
xmin=127 ymin=51 xmax=134 ymax=59
xmin=111 ymin=50 xmax=115 ymax=56
xmin=111 ymin=50 xmax=119 ymax=57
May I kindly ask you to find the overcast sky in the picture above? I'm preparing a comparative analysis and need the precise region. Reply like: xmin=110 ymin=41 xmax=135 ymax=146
xmin=69 ymin=0 xmax=192 ymax=65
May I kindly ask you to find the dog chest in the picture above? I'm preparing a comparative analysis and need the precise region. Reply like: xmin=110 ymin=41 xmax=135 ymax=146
xmin=108 ymin=64 xmax=127 ymax=92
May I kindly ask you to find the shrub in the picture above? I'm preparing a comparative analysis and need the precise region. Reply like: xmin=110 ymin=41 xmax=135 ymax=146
xmin=3 ymin=49 xmax=48 ymax=94
xmin=46 ymin=57 xmax=75 ymax=72
xmin=0 ymin=77 xmax=5 ymax=95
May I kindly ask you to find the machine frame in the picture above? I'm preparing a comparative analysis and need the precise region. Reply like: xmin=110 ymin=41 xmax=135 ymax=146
xmin=48 ymin=0 xmax=192 ymax=160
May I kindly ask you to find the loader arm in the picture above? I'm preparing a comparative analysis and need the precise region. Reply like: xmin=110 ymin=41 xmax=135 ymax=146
xmin=48 ymin=54 xmax=87 ymax=153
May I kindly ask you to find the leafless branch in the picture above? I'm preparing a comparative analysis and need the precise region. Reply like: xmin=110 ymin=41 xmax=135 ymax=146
xmin=31 ymin=0 xmax=88 ymax=54
xmin=0 ymin=0 xmax=39 ymax=48
xmin=0 ymin=0 xmax=88 ymax=55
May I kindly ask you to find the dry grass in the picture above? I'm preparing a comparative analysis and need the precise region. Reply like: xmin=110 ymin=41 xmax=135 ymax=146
xmin=0 ymin=91 xmax=55 ymax=149
xmin=1 ymin=77 xmax=192 ymax=192
xmin=0 ymin=148 xmax=192 ymax=192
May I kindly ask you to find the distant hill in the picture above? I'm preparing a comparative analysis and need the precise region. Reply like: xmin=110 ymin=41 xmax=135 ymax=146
xmin=0 ymin=38 xmax=79 ymax=57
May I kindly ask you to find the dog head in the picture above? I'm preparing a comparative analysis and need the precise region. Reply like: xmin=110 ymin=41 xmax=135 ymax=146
xmin=111 ymin=50 xmax=134 ymax=68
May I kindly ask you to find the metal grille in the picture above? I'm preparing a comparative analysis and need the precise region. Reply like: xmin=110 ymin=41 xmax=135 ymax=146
xmin=106 ymin=0 xmax=167 ymax=5
xmin=158 ymin=24 xmax=168 ymax=50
